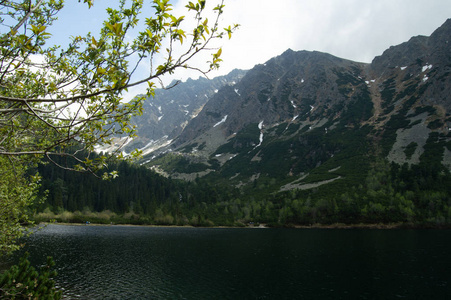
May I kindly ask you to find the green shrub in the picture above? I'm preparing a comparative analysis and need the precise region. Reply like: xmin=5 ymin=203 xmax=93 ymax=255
xmin=0 ymin=252 xmax=62 ymax=299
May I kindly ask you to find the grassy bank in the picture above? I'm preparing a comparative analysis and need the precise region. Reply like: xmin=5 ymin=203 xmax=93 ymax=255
xmin=32 ymin=208 xmax=245 ymax=227
xmin=33 ymin=208 xmax=451 ymax=229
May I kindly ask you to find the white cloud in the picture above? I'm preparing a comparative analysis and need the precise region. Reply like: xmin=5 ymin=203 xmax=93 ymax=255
xmin=49 ymin=0 xmax=451 ymax=98
xmin=211 ymin=0 xmax=451 ymax=76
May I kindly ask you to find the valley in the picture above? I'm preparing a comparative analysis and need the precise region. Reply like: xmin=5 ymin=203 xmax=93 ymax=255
xmin=36 ymin=19 xmax=451 ymax=228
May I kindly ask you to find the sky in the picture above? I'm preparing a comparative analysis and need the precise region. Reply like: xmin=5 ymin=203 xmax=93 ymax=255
xmin=48 ymin=0 xmax=451 ymax=101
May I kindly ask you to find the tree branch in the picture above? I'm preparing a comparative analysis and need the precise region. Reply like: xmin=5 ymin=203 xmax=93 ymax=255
xmin=10 ymin=0 xmax=45 ymax=34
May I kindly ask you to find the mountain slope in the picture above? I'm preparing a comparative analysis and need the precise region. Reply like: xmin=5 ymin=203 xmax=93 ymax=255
xmin=143 ymin=19 xmax=451 ymax=198
xmin=175 ymin=50 xmax=368 ymax=145
xmin=38 ymin=20 xmax=451 ymax=227
xmin=123 ymin=69 xmax=247 ymax=155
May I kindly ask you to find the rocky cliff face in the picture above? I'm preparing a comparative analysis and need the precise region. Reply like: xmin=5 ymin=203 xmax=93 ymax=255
xmin=123 ymin=69 xmax=246 ymax=154
xmin=174 ymin=50 xmax=369 ymax=146
xmin=141 ymin=19 xmax=451 ymax=193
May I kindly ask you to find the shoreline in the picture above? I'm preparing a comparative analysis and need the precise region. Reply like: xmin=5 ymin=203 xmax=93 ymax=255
xmin=38 ymin=221 xmax=449 ymax=230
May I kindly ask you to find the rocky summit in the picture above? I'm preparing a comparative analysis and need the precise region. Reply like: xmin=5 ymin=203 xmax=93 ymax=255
xmin=137 ymin=19 xmax=451 ymax=196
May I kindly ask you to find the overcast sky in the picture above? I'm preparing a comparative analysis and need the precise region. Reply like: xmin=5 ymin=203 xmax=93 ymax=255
xmin=49 ymin=0 xmax=451 ymax=100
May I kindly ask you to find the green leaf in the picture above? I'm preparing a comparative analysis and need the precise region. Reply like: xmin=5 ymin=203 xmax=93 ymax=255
xmin=105 ymin=22 xmax=123 ymax=36
xmin=30 ymin=25 xmax=47 ymax=35
xmin=214 ymin=4 xmax=225 ymax=12
xmin=215 ymin=48 xmax=222 ymax=58
xmin=186 ymin=1 xmax=196 ymax=10
xmin=225 ymin=25 xmax=232 ymax=39
xmin=81 ymin=0 xmax=94 ymax=8
xmin=199 ymin=0 xmax=206 ymax=10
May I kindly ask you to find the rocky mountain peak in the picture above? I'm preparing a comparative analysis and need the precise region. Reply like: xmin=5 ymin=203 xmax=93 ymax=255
xmin=173 ymin=49 xmax=368 ymax=147
xmin=429 ymin=18 xmax=451 ymax=43
xmin=371 ymin=36 xmax=428 ymax=73
xmin=123 ymin=69 xmax=247 ymax=154
xmin=141 ymin=19 xmax=451 ymax=195
xmin=371 ymin=18 xmax=451 ymax=75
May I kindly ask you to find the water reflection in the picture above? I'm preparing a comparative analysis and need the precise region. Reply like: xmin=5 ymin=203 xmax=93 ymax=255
xmin=17 ymin=225 xmax=451 ymax=299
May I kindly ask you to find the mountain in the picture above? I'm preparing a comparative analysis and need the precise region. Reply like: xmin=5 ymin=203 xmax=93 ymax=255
xmin=122 ymin=69 xmax=247 ymax=156
xmin=174 ymin=50 xmax=367 ymax=146
xmin=38 ymin=19 xmax=451 ymax=227
xmin=143 ymin=19 xmax=451 ymax=195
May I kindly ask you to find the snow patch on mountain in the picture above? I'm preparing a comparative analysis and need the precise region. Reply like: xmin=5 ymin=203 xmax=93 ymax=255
xmin=254 ymin=121 xmax=264 ymax=149
xmin=94 ymin=136 xmax=133 ymax=155
xmin=139 ymin=136 xmax=172 ymax=157
xmin=213 ymin=115 xmax=228 ymax=127
xmin=422 ymin=64 xmax=432 ymax=72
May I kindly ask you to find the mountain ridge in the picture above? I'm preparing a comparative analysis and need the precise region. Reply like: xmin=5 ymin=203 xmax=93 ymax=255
xmin=37 ymin=19 xmax=451 ymax=227
xmin=122 ymin=69 xmax=247 ymax=155
xmin=139 ymin=19 xmax=451 ymax=198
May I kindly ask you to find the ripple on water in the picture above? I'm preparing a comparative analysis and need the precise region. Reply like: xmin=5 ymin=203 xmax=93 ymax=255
xmin=20 ymin=225 xmax=451 ymax=300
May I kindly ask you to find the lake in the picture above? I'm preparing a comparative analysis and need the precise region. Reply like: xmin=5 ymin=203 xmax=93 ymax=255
xmin=10 ymin=225 xmax=451 ymax=299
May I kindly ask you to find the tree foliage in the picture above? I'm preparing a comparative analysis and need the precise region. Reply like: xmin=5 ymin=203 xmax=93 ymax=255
xmin=0 ymin=156 xmax=40 ymax=255
xmin=34 ymin=156 xmax=451 ymax=228
xmin=0 ymin=0 xmax=237 ymax=255
xmin=0 ymin=0 xmax=238 ymax=173
xmin=0 ymin=252 xmax=61 ymax=299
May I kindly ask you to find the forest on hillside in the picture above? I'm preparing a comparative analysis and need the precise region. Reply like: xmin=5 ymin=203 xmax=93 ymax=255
xmin=34 ymin=147 xmax=451 ymax=227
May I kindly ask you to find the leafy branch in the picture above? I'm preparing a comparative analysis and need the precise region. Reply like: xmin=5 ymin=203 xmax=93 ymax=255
xmin=0 ymin=0 xmax=238 ymax=176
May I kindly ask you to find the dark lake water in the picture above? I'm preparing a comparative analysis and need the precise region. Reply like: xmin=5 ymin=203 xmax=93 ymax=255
xmin=10 ymin=225 xmax=451 ymax=299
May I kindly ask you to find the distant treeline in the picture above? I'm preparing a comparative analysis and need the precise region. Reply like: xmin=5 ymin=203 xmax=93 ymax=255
xmin=34 ymin=150 xmax=451 ymax=227
xmin=35 ymin=150 xmax=238 ymax=225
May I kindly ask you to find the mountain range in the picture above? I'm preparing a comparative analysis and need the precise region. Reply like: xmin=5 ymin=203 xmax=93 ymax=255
xmin=134 ymin=19 xmax=451 ymax=196
xmin=117 ymin=69 xmax=246 ymax=157
xmin=38 ymin=19 xmax=451 ymax=226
